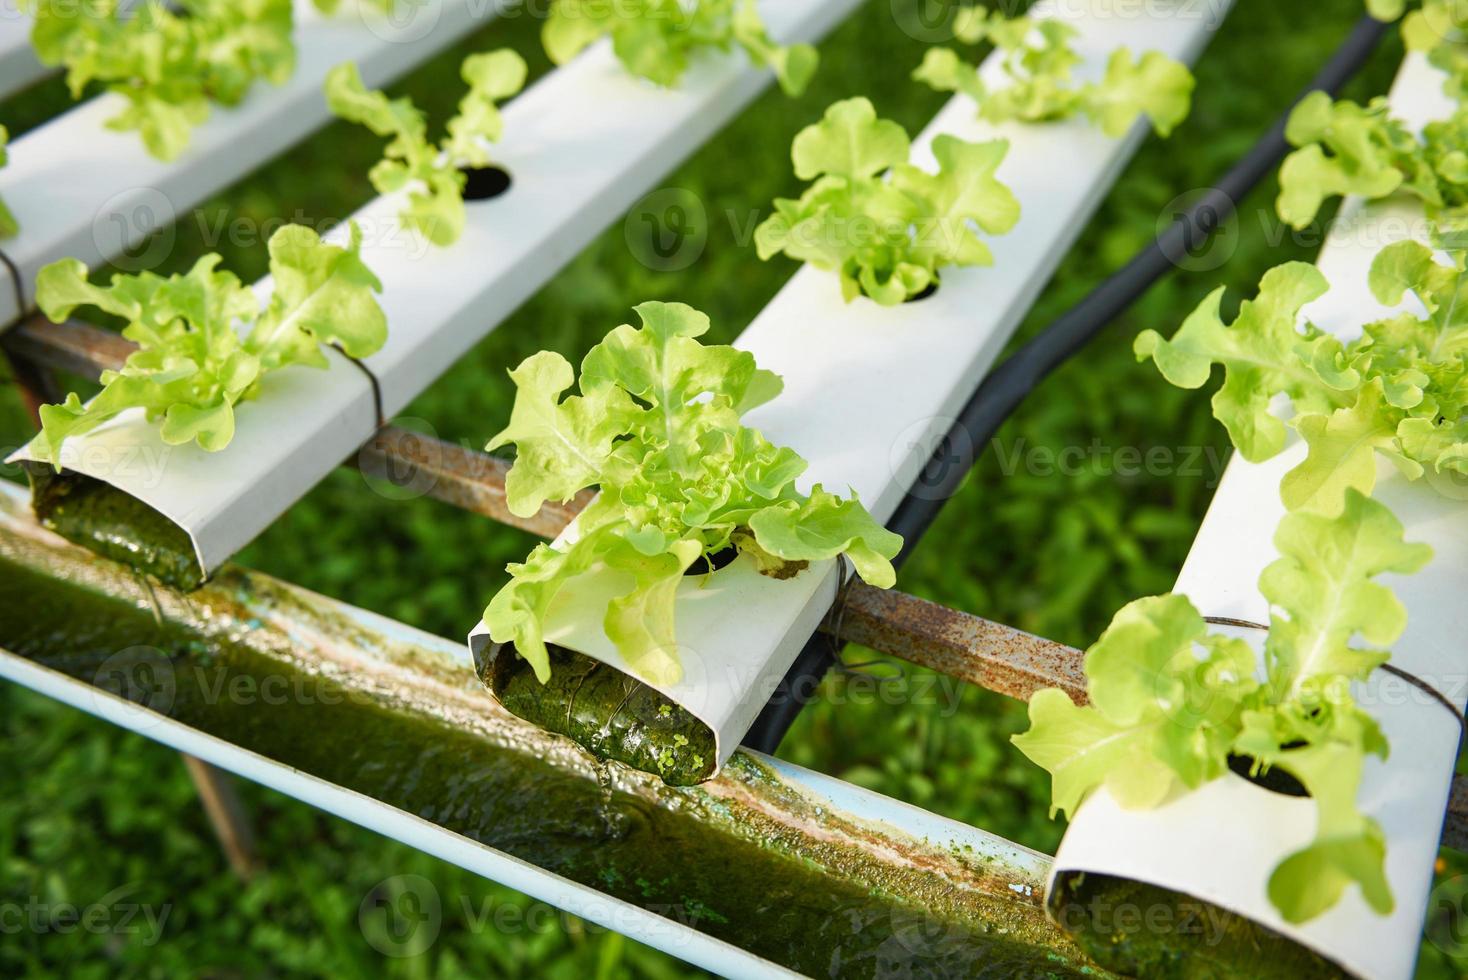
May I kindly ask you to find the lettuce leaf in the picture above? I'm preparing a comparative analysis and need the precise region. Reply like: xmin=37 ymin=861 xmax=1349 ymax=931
xmin=25 ymin=0 xmax=297 ymax=161
xmin=0 ymin=126 xmax=16 ymax=238
xmin=542 ymin=0 xmax=818 ymax=96
xmin=483 ymin=302 xmax=902 ymax=684
xmin=1275 ymin=89 xmax=1468 ymax=240
xmin=28 ymin=223 xmax=387 ymax=468
xmin=1139 ymin=244 xmax=1468 ymax=513
xmin=325 ymin=50 xmax=526 ymax=246
xmin=1013 ymin=490 xmax=1428 ymax=923
xmin=755 ymin=97 xmax=1020 ymax=305
xmin=912 ymin=8 xmax=1195 ymax=137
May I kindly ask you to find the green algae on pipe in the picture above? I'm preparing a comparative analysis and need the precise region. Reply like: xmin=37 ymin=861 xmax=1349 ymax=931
xmin=481 ymin=642 xmax=718 ymax=787
xmin=0 ymin=507 xmax=1104 ymax=977
xmin=1050 ymin=873 xmax=1347 ymax=980
xmin=25 ymin=465 xmax=204 ymax=591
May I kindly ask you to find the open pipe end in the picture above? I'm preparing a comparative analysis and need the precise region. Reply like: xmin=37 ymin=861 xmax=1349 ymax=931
xmin=24 ymin=463 xmax=206 ymax=591
xmin=473 ymin=639 xmax=718 ymax=787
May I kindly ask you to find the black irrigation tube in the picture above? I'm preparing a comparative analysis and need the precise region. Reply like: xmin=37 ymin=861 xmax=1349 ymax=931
xmin=740 ymin=12 xmax=1391 ymax=755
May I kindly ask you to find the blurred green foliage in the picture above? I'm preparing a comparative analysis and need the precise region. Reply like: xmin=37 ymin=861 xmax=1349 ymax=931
xmin=2 ymin=0 xmax=1462 ymax=977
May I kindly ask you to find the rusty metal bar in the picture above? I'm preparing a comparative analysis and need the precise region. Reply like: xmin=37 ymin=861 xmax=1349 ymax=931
xmin=10 ymin=313 xmax=1468 ymax=848
xmin=7 ymin=315 xmax=131 ymax=376
xmin=355 ymin=425 xmax=597 ymax=540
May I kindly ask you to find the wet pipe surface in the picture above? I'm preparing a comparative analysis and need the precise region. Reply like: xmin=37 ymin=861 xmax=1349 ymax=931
xmin=0 ymin=550 xmax=1093 ymax=979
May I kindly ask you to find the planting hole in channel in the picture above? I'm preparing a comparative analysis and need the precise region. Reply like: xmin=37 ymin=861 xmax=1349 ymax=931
xmin=461 ymin=165 xmax=513 ymax=201
xmin=905 ymin=281 xmax=939 ymax=303
xmin=685 ymin=546 xmax=738 ymax=576
xmin=1227 ymin=750 xmax=1309 ymax=798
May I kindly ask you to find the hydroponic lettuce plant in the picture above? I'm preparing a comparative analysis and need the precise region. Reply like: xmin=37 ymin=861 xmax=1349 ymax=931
xmin=754 ymin=97 xmax=1020 ymax=305
xmin=1275 ymin=91 xmax=1468 ymax=243
xmin=25 ymin=0 xmax=297 ymax=161
xmin=1136 ymin=244 xmax=1468 ymax=514
xmin=912 ymin=6 xmax=1195 ymax=137
xmin=1014 ymin=489 xmax=1431 ymax=923
xmin=542 ymin=0 xmax=817 ymax=96
xmin=1368 ymin=0 xmax=1468 ymax=102
xmin=483 ymin=302 xmax=902 ymax=687
xmin=28 ymin=223 xmax=386 ymax=468
xmin=325 ymin=50 xmax=527 ymax=246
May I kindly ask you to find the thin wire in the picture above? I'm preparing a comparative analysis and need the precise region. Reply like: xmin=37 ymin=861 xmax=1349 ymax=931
xmin=1204 ymin=616 xmax=1467 ymax=741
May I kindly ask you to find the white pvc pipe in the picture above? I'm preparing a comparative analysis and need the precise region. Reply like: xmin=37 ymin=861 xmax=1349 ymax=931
xmin=1050 ymin=53 xmax=1464 ymax=980
xmin=477 ymin=0 xmax=1236 ymax=771
xmin=7 ymin=0 xmax=867 ymax=580
xmin=0 ymin=0 xmax=512 ymax=329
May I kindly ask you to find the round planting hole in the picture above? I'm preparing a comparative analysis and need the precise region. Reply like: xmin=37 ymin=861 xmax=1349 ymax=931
xmin=904 ymin=281 xmax=939 ymax=303
xmin=685 ymin=546 xmax=738 ymax=576
xmin=1227 ymin=752 xmax=1309 ymax=798
xmin=461 ymin=165 xmax=513 ymax=201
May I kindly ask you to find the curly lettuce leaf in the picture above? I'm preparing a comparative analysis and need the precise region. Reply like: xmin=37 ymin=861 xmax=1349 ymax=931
xmin=443 ymin=49 xmax=529 ymax=167
xmin=1260 ymin=490 xmax=1430 ymax=696
xmin=1012 ymin=594 xmax=1257 ymax=816
xmin=484 ymin=351 xmax=641 ymax=519
xmin=1146 ymin=244 xmax=1468 ymax=510
xmin=912 ymin=9 xmax=1193 ymax=137
xmin=248 ymin=222 xmax=387 ymax=370
xmin=1135 ymin=262 xmax=1347 ymax=460
xmin=29 ymin=223 xmax=386 ymax=467
xmin=325 ymin=51 xmax=525 ymax=246
xmin=1014 ymin=490 xmax=1427 ymax=923
xmin=483 ymin=302 xmax=901 ymax=684
xmin=756 ymin=97 xmax=1019 ymax=305
xmin=543 ymin=0 xmax=818 ymax=96
xmin=1277 ymin=93 xmax=1415 ymax=229
xmin=1083 ymin=48 xmax=1195 ymax=138
xmin=26 ymin=0 xmax=297 ymax=161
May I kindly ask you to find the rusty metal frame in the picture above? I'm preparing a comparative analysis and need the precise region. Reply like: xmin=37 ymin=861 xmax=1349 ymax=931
xmin=6 ymin=313 xmax=1466 ymax=849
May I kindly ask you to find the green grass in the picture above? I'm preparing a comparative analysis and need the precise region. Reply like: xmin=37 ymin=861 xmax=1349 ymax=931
xmin=2 ymin=1 xmax=1463 ymax=976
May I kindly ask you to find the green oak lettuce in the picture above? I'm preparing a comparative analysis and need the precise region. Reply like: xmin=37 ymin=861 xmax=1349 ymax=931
xmin=28 ymin=223 xmax=386 ymax=467
xmin=543 ymin=0 xmax=818 ymax=96
xmin=1368 ymin=0 xmax=1468 ymax=103
xmin=1137 ymin=244 xmax=1468 ymax=514
xmin=325 ymin=50 xmax=527 ymax=246
xmin=483 ymin=301 xmax=902 ymax=687
xmin=912 ymin=7 xmax=1195 ymax=137
xmin=1275 ymin=91 xmax=1468 ymax=241
xmin=755 ymin=97 xmax=1020 ymax=305
xmin=25 ymin=0 xmax=298 ymax=161
xmin=1014 ymin=490 xmax=1430 ymax=923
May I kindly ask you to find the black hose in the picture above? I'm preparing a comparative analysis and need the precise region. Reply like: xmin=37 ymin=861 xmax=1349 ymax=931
xmin=741 ymin=13 xmax=1390 ymax=756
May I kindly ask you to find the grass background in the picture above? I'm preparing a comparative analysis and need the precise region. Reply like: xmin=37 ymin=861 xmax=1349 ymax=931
xmin=2 ymin=0 xmax=1465 ymax=976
